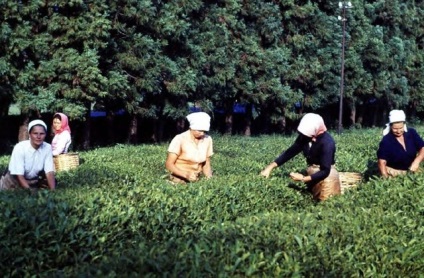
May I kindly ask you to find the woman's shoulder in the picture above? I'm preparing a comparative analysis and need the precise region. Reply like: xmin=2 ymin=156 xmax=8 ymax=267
xmin=405 ymin=127 xmax=423 ymax=139
xmin=55 ymin=130 xmax=71 ymax=139
xmin=42 ymin=142 xmax=52 ymax=149
xmin=406 ymin=126 xmax=418 ymax=133
xmin=322 ymin=132 xmax=335 ymax=142
xmin=60 ymin=130 xmax=71 ymax=136
xmin=12 ymin=140 xmax=29 ymax=152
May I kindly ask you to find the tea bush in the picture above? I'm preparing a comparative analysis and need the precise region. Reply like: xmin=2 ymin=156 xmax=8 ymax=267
xmin=1 ymin=129 xmax=424 ymax=277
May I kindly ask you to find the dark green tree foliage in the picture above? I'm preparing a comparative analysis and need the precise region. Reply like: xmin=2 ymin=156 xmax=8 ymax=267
xmin=398 ymin=1 xmax=424 ymax=116
xmin=365 ymin=1 xmax=416 ymax=116
xmin=1 ymin=0 xmax=122 ymax=120
xmin=277 ymin=0 xmax=340 ymax=116
xmin=1 ymin=0 xmax=424 ymax=141
xmin=335 ymin=1 xmax=375 ymax=127
xmin=108 ymin=0 xmax=205 ymax=141
xmin=0 ymin=0 xmax=17 ymax=116
xmin=187 ymin=1 xmax=294 ymax=134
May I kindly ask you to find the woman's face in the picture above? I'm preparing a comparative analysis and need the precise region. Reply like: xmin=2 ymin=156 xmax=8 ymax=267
xmin=53 ymin=118 xmax=62 ymax=131
xmin=190 ymin=129 xmax=206 ymax=139
xmin=29 ymin=125 xmax=46 ymax=149
xmin=390 ymin=122 xmax=405 ymax=137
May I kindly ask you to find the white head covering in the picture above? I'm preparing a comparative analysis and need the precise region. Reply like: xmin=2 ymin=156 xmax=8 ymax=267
xmin=297 ymin=113 xmax=327 ymax=138
xmin=383 ymin=109 xmax=408 ymax=135
xmin=389 ymin=109 xmax=406 ymax=123
xmin=28 ymin=119 xmax=47 ymax=132
xmin=186 ymin=112 xmax=211 ymax=131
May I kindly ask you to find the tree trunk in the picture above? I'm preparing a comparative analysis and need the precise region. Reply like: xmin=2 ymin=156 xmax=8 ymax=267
xmin=225 ymin=113 xmax=233 ymax=135
xmin=356 ymin=104 xmax=363 ymax=126
xmin=244 ymin=119 xmax=251 ymax=136
xmin=0 ymin=98 xmax=11 ymax=117
xmin=127 ymin=114 xmax=138 ymax=144
xmin=381 ymin=107 xmax=388 ymax=127
xmin=243 ymin=104 xmax=252 ymax=136
xmin=82 ymin=108 xmax=91 ymax=150
xmin=152 ymin=119 xmax=165 ymax=142
xmin=278 ymin=116 xmax=286 ymax=133
xmin=18 ymin=116 xmax=29 ymax=142
xmin=176 ymin=118 xmax=186 ymax=134
xmin=349 ymin=102 xmax=356 ymax=126
xmin=106 ymin=111 xmax=115 ymax=145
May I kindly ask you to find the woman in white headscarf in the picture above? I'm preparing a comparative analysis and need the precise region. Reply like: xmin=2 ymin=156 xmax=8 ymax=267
xmin=0 ymin=119 xmax=56 ymax=191
xmin=165 ymin=112 xmax=213 ymax=184
xmin=377 ymin=109 xmax=424 ymax=178
xmin=260 ymin=113 xmax=340 ymax=201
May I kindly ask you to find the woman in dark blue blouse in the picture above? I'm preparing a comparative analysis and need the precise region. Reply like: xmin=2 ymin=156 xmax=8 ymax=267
xmin=260 ymin=113 xmax=340 ymax=201
xmin=377 ymin=110 xmax=424 ymax=178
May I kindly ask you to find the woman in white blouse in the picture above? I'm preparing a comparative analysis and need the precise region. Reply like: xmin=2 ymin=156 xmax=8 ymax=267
xmin=0 ymin=119 xmax=56 ymax=191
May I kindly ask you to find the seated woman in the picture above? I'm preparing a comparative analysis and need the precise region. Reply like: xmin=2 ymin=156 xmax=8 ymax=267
xmin=165 ymin=112 xmax=213 ymax=184
xmin=377 ymin=109 xmax=424 ymax=178
xmin=0 ymin=119 xmax=56 ymax=191
xmin=51 ymin=112 xmax=72 ymax=156
xmin=260 ymin=113 xmax=340 ymax=201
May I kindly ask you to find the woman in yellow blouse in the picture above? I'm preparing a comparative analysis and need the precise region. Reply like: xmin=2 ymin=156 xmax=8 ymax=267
xmin=165 ymin=112 xmax=213 ymax=184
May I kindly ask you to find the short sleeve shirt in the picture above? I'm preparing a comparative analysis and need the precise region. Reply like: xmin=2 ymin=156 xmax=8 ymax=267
xmin=167 ymin=130 xmax=213 ymax=173
xmin=377 ymin=127 xmax=424 ymax=170
xmin=9 ymin=140 xmax=55 ymax=179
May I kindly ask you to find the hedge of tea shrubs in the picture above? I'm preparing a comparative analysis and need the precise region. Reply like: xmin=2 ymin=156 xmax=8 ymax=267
xmin=1 ymin=128 xmax=424 ymax=277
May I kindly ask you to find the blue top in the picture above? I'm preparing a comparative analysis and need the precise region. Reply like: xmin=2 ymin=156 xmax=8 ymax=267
xmin=377 ymin=127 xmax=424 ymax=170
xmin=274 ymin=132 xmax=336 ymax=182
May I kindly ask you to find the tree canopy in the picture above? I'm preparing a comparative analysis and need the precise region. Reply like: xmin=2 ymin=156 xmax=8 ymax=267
xmin=1 ymin=0 xmax=423 ymax=145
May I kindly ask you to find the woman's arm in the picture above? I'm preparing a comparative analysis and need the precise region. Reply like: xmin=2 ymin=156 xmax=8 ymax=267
xmin=15 ymin=175 xmax=31 ymax=189
xmin=378 ymin=159 xmax=389 ymax=178
xmin=307 ymin=138 xmax=334 ymax=182
xmin=202 ymin=157 xmax=212 ymax=178
xmin=165 ymin=153 xmax=199 ymax=182
xmin=260 ymin=162 xmax=278 ymax=178
xmin=261 ymin=135 xmax=305 ymax=178
xmin=45 ymin=171 xmax=56 ymax=190
xmin=410 ymin=147 xmax=424 ymax=172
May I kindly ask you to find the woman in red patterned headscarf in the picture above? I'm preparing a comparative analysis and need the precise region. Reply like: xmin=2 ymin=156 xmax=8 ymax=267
xmin=51 ymin=113 xmax=72 ymax=156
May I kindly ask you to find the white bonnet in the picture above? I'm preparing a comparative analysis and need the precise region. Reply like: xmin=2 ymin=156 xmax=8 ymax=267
xmin=382 ymin=109 xmax=407 ymax=135
xmin=28 ymin=119 xmax=47 ymax=132
xmin=186 ymin=112 xmax=211 ymax=131
xmin=389 ymin=109 xmax=406 ymax=123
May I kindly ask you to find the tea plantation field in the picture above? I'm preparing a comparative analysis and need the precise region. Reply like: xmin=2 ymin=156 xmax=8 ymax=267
xmin=1 ymin=128 xmax=424 ymax=277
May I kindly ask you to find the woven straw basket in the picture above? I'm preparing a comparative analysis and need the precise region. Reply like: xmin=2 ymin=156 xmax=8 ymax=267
xmin=339 ymin=172 xmax=362 ymax=194
xmin=54 ymin=153 xmax=80 ymax=172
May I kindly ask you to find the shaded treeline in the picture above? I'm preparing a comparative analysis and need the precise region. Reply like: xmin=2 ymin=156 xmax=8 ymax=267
xmin=0 ymin=0 xmax=423 ymax=148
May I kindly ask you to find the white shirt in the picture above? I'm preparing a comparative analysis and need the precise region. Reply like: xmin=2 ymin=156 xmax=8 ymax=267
xmin=52 ymin=130 xmax=72 ymax=156
xmin=9 ymin=140 xmax=55 ymax=179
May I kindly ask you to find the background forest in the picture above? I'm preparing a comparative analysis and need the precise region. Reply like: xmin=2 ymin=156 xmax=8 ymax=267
xmin=1 ymin=0 xmax=424 ymax=149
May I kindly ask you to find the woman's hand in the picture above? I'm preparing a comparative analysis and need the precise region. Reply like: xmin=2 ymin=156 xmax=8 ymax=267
xmin=260 ymin=162 xmax=278 ymax=178
xmin=290 ymin=172 xmax=304 ymax=182
xmin=409 ymin=162 xmax=420 ymax=172
xmin=185 ymin=171 xmax=199 ymax=182
xmin=260 ymin=168 xmax=271 ymax=178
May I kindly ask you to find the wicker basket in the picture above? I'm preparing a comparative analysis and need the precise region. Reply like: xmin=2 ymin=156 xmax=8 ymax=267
xmin=54 ymin=153 xmax=80 ymax=172
xmin=339 ymin=172 xmax=362 ymax=194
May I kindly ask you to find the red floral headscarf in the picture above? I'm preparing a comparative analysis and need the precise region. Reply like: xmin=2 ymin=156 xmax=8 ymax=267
xmin=53 ymin=112 xmax=71 ymax=134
